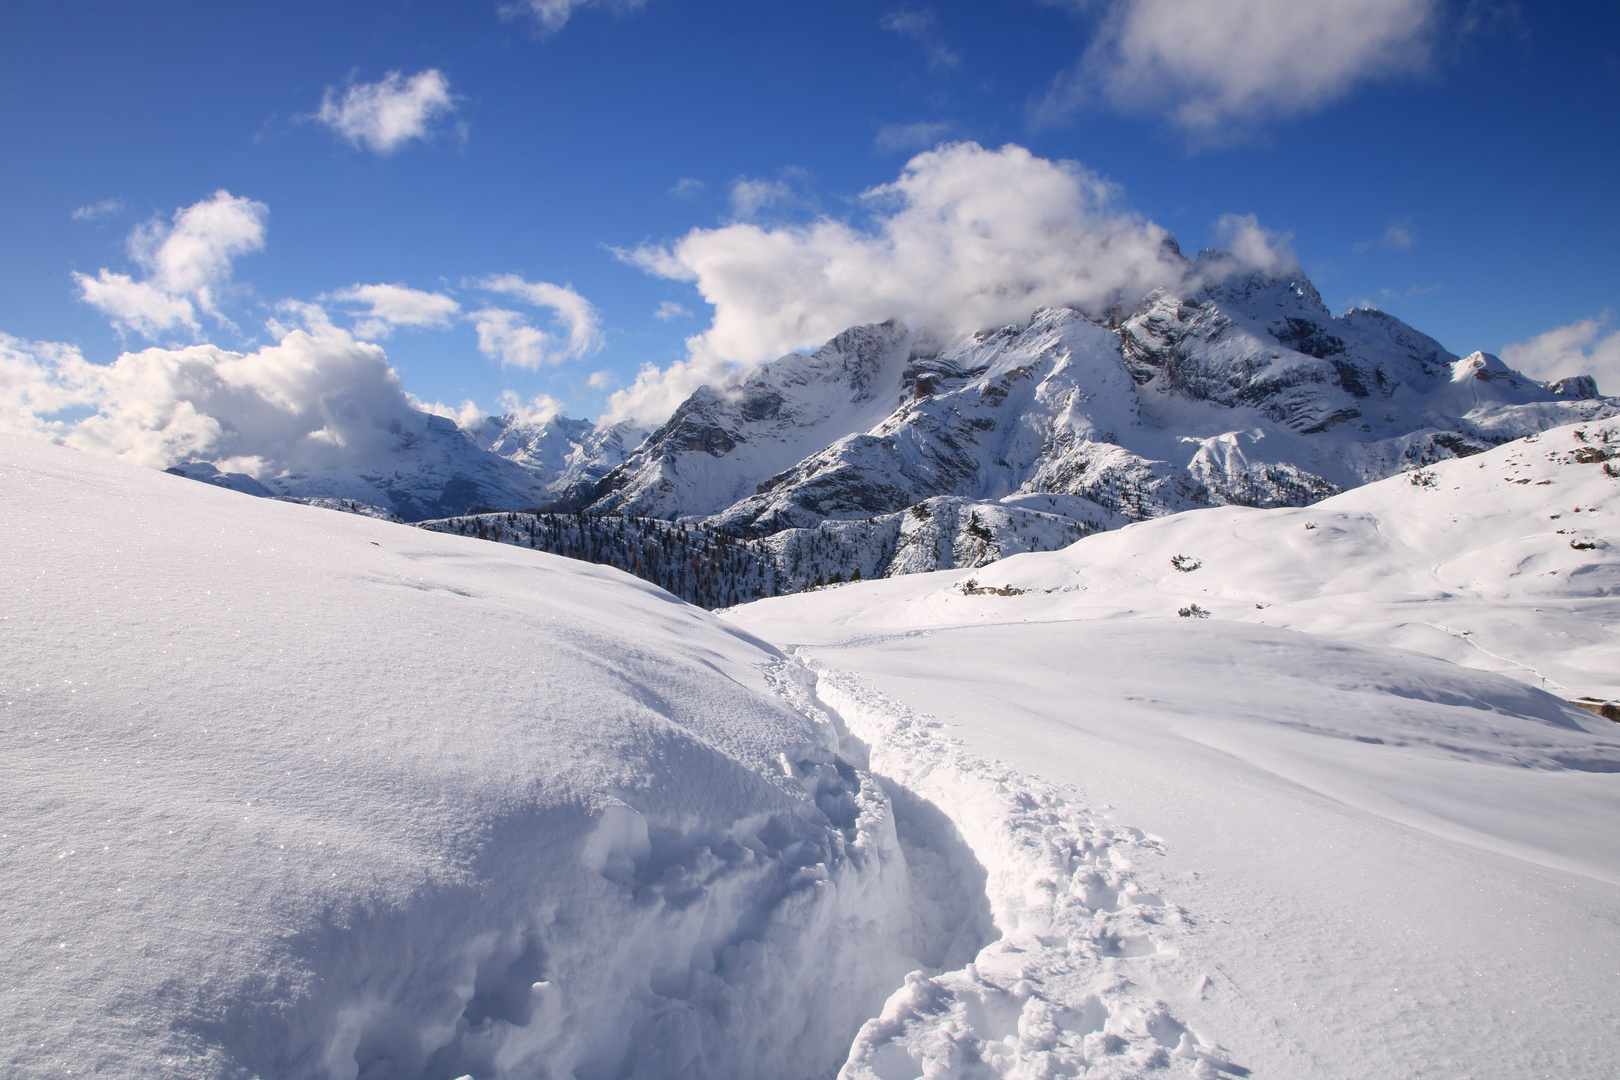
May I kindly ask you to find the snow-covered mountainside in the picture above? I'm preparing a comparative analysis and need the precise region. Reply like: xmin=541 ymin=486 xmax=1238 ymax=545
xmin=730 ymin=419 xmax=1620 ymax=702
xmin=166 ymin=409 xmax=635 ymax=521
xmin=562 ymin=270 xmax=1613 ymax=547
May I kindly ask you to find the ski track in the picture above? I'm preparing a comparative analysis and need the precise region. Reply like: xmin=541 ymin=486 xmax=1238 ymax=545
xmin=774 ymin=657 xmax=1241 ymax=1079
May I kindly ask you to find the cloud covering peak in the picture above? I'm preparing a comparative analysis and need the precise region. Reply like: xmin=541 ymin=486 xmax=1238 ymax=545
xmin=609 ymin=141 xmax=1283 ymax=425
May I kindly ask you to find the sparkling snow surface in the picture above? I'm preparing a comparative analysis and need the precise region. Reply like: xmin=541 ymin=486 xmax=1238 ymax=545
xmin=728 ymin=422 xmax=1620 ymax=1079
xmin=6 ymin=426 xmax=1619 ymax=1080
xmin=0 ymin=436 xmax=940 ymax=1079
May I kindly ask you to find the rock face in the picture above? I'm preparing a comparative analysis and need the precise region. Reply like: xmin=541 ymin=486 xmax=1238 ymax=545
xmin=163 ymin=260 xmax=1619 ymax=580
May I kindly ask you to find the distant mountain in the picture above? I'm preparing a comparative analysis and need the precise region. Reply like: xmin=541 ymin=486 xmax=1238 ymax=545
xmin=163 ymin=258 xmax=1618 ymax=589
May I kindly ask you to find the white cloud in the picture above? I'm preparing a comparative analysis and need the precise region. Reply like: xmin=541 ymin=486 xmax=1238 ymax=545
xmin=500 ymin=0 xmax=646 ymax=36
xmin=874 ymin=121 xmax=953 ymax=154
xmin=1353 ymin=222 xmax=1416 ymax=254
xmin=74 ymin=190 xmax=268 ymax=337
xmin=496 ymin=389 xmax=568 ymax=426
xmin=726 ymin=169 xmax=818 ymax=222
xmin=1036 ymin=0 xmax=1438 ymax=136
xmin=470 ymin=308 xmax=554 ymax=369
xmin=1501 ymin=314 xmax=1620 ymax=393
xmin=475 ymin=274 xmax=604 ymax=364
xmin=73 ymin=272 xmax=199 ymax=337
xmin=1 ymin=311 xmax=421 ymax=474
xmin=669 ymin=178 xmax=706 ymax=199
xmin=329 ymin=283 xmax=461 ymax=339
xmin=611 ymin=142 xmax=1233 ymax=426
xmin=315 ymin=70 xmax=457 ymax=154
xmin=587 ymin=370 xmax=616 ymax=391
xmin=0 ymin=335 xmax=104 ymax=440
xmin=71 ymin=198 xmax=123 ymax=222
xmin=1208 ymin=213 xmax=1297 ymax=277
xmin=412 ymin=395 xmax=489 ymax=430
xmin=881 ymin=10 xmax=961 ymax=71
xmin=654 ymin=301 xmax=692 ymax=320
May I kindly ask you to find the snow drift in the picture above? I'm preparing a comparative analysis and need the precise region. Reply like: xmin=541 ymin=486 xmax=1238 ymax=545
xmin=0 ymin=435 xmax=977 ymax=1079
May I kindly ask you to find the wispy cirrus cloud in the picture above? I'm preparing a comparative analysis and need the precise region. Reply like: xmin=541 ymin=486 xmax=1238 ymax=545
xmin=328 ymin=283 xmax=461 ymax=339
xmin=1034 ymin=0 xmax=1439 ymax=139
xmin=74 ymin=190 xmax=268 ymax=337
xmin=881 ymin=10 xmax=961 ymax=71
xmin=315 ymin=69 xmax=458 ymax=154
xmin=500 ymin=0 xmax=646 ymax=36
xmin=874 ymin=121 xmax=953 ymax=154
xmin=71 ymin=198 xmax=123 ymax=223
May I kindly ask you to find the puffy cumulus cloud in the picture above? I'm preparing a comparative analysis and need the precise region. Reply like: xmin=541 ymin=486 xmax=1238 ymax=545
xmin=473 ymin=275 xmax=604 ymax=367
xmin=0 ymin=335 xmax=104 ymax=439
xmin=329 ymin=283 xmax=461 ymax=339
xmin=611 ymin=142 xmax=1187 ymax=423
xmin=654 ymin=301 xmax=692 ymax=321
xmin=500 ymin=0 xmax=646 ymax=36
xmin=74 ymin=273 xmax=199 ymax=337
xmin=1501 ymin=314 xmax=1620 ymax=393
xmin=609 ymin=142 xmax=1297 ymax=427
xmin=495 ymin=389 xmax=568 ymax=426
xmin=316 ymin=70 xmax=457 ymax=154
xmin=1 ymin=310 xmax=422 ymax=475
xmin=1208 ymin=213 xmax=1297 ymax=277
xmin=1036 ymin=0 xmax=1438 ymax=137
xmin=74 ymin=190 xmax=269 ymax=337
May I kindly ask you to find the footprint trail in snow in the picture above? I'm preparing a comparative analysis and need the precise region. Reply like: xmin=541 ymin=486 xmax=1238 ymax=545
xmin=775 ymin=657 xmax=1242 ymax=1079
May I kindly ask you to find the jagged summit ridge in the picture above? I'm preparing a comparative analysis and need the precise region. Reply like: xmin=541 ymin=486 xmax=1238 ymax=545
xmin=161 ymin=266 xmax=1618 ymax=589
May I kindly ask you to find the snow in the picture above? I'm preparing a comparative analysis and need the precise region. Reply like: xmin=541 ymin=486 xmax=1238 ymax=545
xmin=725 ymin=421 xmax=1620 ymax=1078
xmin=7 ymin=418 xmax=1619 ymax=1079
xmin=0 ymin=435 xmax=941 ymax=1079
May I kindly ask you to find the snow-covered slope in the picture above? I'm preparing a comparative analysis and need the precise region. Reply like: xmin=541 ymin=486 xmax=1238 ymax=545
xmin=730 ymin=420 xmax=1620 ymax=702
xmin=723 ymin=420 xmax=1620 ymax=1080
xmin=0 ymin=436 xmax=937 ymax=1079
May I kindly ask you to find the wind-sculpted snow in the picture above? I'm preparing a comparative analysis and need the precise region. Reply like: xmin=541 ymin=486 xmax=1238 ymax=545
xmin=1 ymin=435 xmax=1003 ymax=1080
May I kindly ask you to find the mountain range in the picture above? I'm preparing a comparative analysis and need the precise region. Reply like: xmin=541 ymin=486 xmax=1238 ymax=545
xmin=166 ymin=256 xmax=1617 ymax=583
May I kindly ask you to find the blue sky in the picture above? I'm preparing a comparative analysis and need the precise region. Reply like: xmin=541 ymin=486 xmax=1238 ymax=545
xmin=3 ymin=0 xmax=1617 ymax=426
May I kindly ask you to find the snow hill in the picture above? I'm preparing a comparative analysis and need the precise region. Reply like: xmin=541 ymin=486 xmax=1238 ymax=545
xmin=724 ymin=419 xmax=1620 ymax=1079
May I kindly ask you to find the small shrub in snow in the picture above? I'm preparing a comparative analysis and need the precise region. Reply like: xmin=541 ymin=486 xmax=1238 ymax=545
xmin=1171 ymin=554 xmax=1201 ymax=572
xmin=1178 ymin=604 xmax=1211 ymax=618
xmin=1409 ymin=469 xmax=1438 ymax=488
